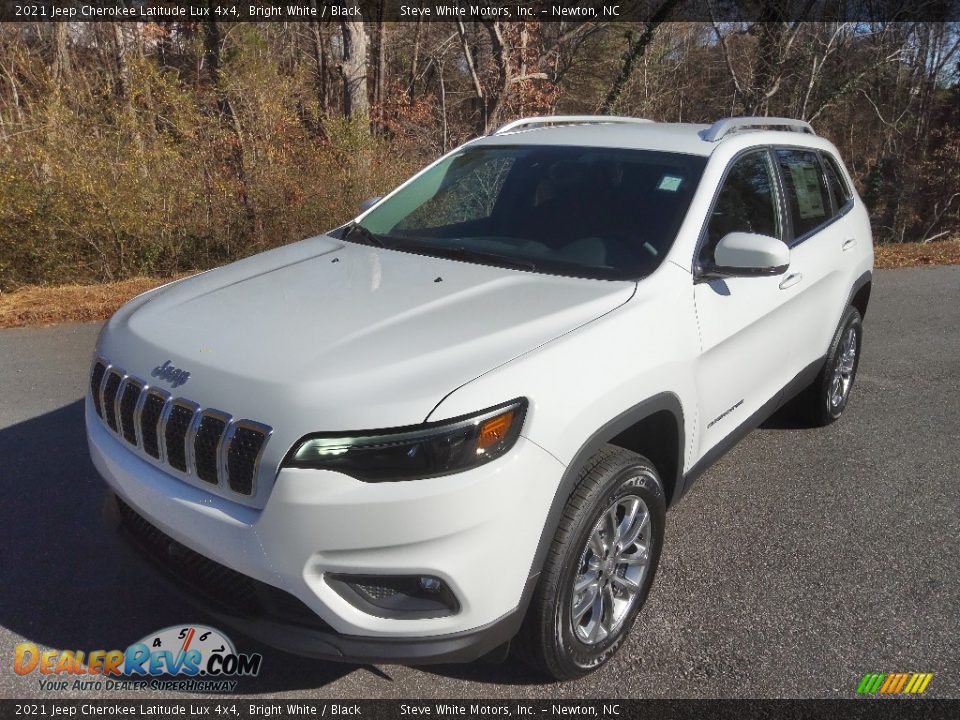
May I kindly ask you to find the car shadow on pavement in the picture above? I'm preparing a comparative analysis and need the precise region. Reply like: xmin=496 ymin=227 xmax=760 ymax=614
xmin=422 ymin=657 xmax=547 ymax=686
xmin=0 ymin=399 xmax=374 ymax=694
xmin=758 ymin=398 xmax=812 ymax=430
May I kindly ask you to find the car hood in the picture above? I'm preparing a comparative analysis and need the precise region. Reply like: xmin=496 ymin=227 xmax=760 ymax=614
xmin=97 ymin=235 xmax=634 ymax=501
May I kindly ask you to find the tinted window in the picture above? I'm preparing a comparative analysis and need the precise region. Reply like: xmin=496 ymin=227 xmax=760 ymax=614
xmin=822 ymin=152 xmax=852 ymax=209
xmin=353 ymin=146 xmax=707 ymax=281
xmin=701 ymin=151 xmax=779 ymax=266
xmin=776 ymin=149 xmax=833 ymax=238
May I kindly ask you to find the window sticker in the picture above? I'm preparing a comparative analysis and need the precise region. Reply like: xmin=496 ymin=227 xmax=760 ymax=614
xmin=788 ymin=162 xmax=826 ymax=219
xmin=657 ymin=175 xmax=683 ymax=192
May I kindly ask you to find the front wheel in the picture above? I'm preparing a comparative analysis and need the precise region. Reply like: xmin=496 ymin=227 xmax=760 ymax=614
xmin=515 ymin=446 xmax=665 ymax=680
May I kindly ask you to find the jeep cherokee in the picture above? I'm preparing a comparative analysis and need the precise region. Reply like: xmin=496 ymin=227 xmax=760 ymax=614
xmin=87 ymin=115 xmax=873 ymax=680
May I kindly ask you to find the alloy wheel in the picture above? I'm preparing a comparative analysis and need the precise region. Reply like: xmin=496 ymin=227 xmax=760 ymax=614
xmin=570 ymin=492 xmax=652 ymax=645
xmin=829 ymin=326 xmax=858 ymax=410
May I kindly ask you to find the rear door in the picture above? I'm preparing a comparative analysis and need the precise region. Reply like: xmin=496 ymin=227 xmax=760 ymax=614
xmin=772 ymin=148 xmax=854 ymax=378
xmin=692 ymin=149 xmax=795 ymax=457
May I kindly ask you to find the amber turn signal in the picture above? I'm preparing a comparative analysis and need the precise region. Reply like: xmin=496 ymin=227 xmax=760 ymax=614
xmin=477 ymin=410 xmax=515 ymax=451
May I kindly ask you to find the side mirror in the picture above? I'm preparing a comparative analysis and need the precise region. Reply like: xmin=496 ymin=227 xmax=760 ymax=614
xmin=708 ymin=232 xmax=790 ymax=278
xmin=358 ymin=196 xmax=382 ymax=213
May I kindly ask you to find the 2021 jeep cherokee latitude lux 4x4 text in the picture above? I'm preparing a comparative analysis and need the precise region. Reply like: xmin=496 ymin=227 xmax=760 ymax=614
xmin=87 ymin=115 xmax=873 ymax=680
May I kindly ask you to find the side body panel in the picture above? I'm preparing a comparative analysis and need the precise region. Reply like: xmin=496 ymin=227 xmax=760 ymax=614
xmin=692 ymin=274 xmax=794 ymax=453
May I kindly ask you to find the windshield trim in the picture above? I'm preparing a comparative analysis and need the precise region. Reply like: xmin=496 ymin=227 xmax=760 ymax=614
xmin=333 ymin=227 xmax=647 ymax=282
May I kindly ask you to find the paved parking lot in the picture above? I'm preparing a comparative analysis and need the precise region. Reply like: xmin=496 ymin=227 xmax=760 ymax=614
xmin=1 ymin=266 xmax=957 ymax=699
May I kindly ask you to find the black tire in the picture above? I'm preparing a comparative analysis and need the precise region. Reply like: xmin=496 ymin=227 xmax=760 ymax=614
xmin=515 ymin=446 xmax=665 ymax=681
xmin=798 ymin=305 xmax=863 ymax=427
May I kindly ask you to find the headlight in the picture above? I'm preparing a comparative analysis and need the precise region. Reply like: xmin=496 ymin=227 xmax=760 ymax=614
xmin=282 ymin=398 xmax=527 ymax=482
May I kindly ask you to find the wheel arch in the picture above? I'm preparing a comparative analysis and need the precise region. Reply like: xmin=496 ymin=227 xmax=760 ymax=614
xmin=849 ymin=271 xmax=872 ymax=320
xmin=525 ymin=393 xmax=685 ymax=587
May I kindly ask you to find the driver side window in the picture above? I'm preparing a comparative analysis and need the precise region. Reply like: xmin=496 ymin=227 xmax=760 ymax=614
xmin=701 ymin=151 xmax=779 ymax=266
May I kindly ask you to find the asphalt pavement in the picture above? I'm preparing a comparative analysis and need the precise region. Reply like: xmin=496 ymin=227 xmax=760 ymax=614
xmin=0 ymin=266 xmax=957 ymax=699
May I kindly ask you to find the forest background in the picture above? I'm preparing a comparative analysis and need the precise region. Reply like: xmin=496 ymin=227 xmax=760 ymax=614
xmin=1 ymin=11 xmax=958 ymax=291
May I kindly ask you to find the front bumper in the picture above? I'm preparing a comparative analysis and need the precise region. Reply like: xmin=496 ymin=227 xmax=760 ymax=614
xmin=87 ymin=398 xmax=564 ymax=662
xmin=105 ymin=494 xmax=531 ymax=664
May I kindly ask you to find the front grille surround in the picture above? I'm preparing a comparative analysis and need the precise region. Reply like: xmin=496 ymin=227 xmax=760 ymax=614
xmin=89 ymin=356 xmax=272 ymax=498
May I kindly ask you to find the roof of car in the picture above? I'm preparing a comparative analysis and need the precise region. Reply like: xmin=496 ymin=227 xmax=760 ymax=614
xmin=471 ymin=116 xmax=820 ymax=157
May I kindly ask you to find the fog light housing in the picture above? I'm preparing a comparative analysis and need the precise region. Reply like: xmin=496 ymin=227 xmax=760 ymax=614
xmin=326 ymin=573 xmax=460 ymax=619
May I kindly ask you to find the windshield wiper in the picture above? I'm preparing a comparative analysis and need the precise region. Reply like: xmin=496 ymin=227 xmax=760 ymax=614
xmin=393 ymin=242 xmax=539 ymax=272
xmin=342 ymin=221 xmax=387 ymax=247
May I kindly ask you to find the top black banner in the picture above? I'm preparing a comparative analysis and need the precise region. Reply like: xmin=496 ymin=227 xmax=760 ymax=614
xmin=1 ymin=0 xmax=958 ymax=22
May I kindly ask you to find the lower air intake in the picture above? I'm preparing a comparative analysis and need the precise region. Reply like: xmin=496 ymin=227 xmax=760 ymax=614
xmin=115 ymin=496 xmax=330 ymax=629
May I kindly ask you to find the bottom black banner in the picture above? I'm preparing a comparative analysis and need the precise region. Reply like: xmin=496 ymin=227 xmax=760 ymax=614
xmin=1 ymin=699 xmax=958 ymax=720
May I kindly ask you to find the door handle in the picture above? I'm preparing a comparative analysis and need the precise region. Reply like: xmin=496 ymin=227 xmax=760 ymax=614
xmin=779 ymin=273 xmax=803 ymax=290
xmin=842 ymin=237 xmax=857 ymax=251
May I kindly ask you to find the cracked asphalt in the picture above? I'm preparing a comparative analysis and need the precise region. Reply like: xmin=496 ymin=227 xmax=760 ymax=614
xmin=0 ymin=265 xmax=957 ymax=699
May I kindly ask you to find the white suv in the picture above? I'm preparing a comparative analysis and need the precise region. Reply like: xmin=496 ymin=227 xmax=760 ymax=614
xmin=87 ymin=115 xmax=873 ymax=680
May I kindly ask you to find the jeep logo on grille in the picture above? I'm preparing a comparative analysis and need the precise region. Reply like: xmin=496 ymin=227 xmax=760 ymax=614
xmin=152 ymin=360 xmax=191 ymax=388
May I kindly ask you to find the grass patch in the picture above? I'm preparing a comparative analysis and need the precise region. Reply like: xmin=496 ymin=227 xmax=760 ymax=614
xmin=874 ymin=238 xmax=960 ymax=269
xmin=1 ymin=238 xmax=958 ymax=329
xmin=0 ymin=275 xmax=189 ymax=329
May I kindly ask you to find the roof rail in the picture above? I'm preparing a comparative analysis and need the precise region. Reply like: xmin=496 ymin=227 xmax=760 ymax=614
xmin=492 ymin=115 xmax=653 ymax=135
xmin=700 ymin=117 xmax=815 ymax=142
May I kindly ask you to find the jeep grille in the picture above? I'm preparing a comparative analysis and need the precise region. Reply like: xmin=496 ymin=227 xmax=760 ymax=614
xmin=90 ymin=358 xmax=270 ymax=497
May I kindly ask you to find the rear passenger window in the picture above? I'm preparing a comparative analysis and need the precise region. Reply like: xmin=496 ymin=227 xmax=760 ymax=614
xmin=701 ymin=151 xmax=779 ymax=266
xmin=776 ymin=149 xmax=833 ymax=239
xmin=822 ymin=153 xmax=852 ymax=210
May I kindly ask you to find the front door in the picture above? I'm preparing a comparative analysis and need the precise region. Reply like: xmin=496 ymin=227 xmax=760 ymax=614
xmin=692 ymin=149 xmax=796 ymax=459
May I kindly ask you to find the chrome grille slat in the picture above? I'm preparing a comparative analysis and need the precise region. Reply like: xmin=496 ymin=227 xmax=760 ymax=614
xmin=226 ymin=420 xmax=272 ymax=496
xmin=165 ymin=400 xmax=199 ymax=473
xmin=140 ymin=389 xmax=169 ymax=460
xmin=90 ymin=358 xmax=270 ymax=497
xmin=194 ymin=411 xmax=230 ymax=485
xmin=132 ymin=384 xmax=150 ymax=450
xmin=90 ymin=361 xmax=107 ymax=417
xmin=156 ymin=395 xmax=175 ymax=465
xmin=102 ymin=370 xmax=123 ymax=432
xmin=118 ymin=378 xmax=144 ymax=446
xmin=184 ymin=408 xmax=204 ymax=477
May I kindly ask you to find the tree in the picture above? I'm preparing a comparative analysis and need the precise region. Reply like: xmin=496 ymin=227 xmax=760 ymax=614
xmin=339 ymin=9 xmax=369 ymax=119
xmin=600 ymin=0 xmax=679 ymax=114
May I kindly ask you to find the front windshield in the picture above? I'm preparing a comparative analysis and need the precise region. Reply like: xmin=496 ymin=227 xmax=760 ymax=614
xmin=346 ymin=145 xmax=706 ymax=280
